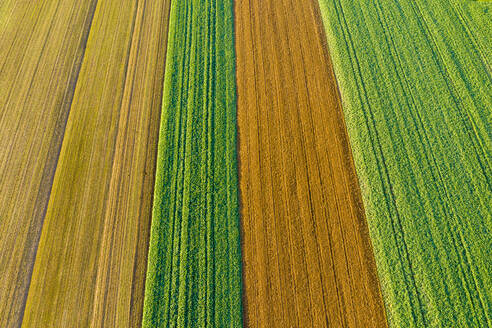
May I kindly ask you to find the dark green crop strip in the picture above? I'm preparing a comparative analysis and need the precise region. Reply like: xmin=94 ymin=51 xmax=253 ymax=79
xmin=142 ymin=0 xmax=242 ymax=327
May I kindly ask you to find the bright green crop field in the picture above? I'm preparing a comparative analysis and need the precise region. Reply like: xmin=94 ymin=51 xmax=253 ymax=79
xmin=142 ymin=0 xmax=242 ymax=327
xmin=317 ymin=0 xmax=491 ymax=327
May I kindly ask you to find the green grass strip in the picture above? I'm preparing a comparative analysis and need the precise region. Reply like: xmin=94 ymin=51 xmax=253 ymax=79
xmin=317 ymin=0 xmax=491 ymax=327
xmin=142 ymin=0 xmax=242 ymax=327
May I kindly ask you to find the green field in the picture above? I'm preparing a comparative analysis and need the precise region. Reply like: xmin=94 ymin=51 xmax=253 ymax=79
xmin=142 ymin=0 xmax=242 ymax=327
xmin=317 ymin=0 xmax=491 ymax=327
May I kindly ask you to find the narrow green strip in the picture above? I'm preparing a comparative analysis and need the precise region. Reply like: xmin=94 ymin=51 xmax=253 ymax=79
xmin=317 ymin=0 xmax=491 ymax=327
xmin=142 ymin=0 xmax=242 ymax=327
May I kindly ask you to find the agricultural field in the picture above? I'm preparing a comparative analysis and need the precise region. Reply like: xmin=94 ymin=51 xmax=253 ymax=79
xmin=142 ymin=0 xmax=242 ymax=327
xmin=0 ymin=0 xmax=170 ymax=326
xmin=0 ymin=1 xmax=99 ymax=326
xmin=317 ymin=0 xmax=491 ymax=326
xmin=0 ymin=0 xmax=490 ymax=327
xmin=235 ymin=0 xmax=386 ymax=327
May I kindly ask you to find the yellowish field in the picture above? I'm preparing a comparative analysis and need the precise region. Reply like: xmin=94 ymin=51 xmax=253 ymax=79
xmin=0 ymin=1 xmax=98 ymax=326
xmin=0 ymin=0 xmax=170 ymax=326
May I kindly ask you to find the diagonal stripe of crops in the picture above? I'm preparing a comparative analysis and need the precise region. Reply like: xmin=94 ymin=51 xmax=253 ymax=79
xmin=317 ymin=0 xmax=491 ymax=327
xmin=142 ymin=0 xmax=242 ymax=327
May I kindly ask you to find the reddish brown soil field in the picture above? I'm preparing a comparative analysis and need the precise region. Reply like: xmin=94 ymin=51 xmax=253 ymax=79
xmin=235 ymin=0 xmax=388 ymax=327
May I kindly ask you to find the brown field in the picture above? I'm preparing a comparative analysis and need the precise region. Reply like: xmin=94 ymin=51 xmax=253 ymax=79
xmin=235 ymin=0 xmax=388 ymax=327
xmin=0 ymin=0 xmax=169 ymax=326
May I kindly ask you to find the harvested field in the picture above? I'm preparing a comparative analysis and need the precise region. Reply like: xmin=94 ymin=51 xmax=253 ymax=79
xmin=0 ymin=1 xmax=98 ymax=326
xmin=19 ymin=0 xmax=170 ymax=326
xmin=318 ymin=0 xmax=491 ymax=326
xmin=142 ymin=1 xmax=242 ymax=327
xmin=235 ymin=0 xmax=387 ymax=327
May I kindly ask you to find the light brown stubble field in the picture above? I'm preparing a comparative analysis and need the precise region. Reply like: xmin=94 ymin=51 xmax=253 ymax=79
xmin=235 ymin=0 xmax=388 ymax=326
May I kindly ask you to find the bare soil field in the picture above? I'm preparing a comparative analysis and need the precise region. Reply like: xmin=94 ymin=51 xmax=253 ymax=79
xmin=235 ymin=0 xmax=388 ymax=326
